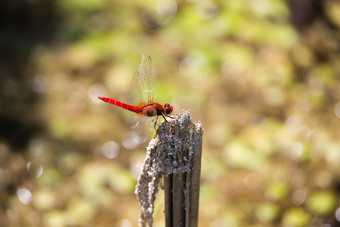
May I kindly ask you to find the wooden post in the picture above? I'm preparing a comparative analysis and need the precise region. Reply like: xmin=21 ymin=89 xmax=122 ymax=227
xmin=135 ymin=111 xmax=203 ymax=227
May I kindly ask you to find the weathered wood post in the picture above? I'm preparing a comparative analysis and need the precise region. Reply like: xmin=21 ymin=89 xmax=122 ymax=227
xmin=135 ymin=111 xmax=203 ymax=227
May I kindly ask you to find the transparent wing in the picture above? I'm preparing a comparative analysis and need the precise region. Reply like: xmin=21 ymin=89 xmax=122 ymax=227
xmin=130 ymin=115 xmax=148 ymax=143
xmin=130 ymin=115 xmax=155 ymax=144
xmin=136 ymin=53 xmax=153 ymax=105
xmin=126 ymin=54 xmax=156 ymax=144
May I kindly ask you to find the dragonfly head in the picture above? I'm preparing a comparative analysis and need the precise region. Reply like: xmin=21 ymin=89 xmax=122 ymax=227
xmin=164 ymin=103 xmax=173 ymax=115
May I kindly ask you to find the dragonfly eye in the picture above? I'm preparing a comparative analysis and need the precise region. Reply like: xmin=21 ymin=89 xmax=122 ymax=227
xmin=164 ymin=103 xmax=173 ymax=114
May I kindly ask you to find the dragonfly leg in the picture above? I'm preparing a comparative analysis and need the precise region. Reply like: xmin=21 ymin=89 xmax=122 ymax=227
xmin=161 ymin=114 xmax=169 ymax=122
xmin=165 ymin=114 xmax=175 ymax=119
xmin=153 ymin=116 xmax=159 ymax=130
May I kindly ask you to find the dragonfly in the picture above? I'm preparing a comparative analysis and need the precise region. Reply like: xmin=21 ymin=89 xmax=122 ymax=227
xmin=98 ymin=54 xmax=173 ymax=129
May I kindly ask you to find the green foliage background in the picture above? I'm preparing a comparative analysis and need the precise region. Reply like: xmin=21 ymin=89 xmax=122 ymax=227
xmin=1 ymin=0 xmax=340 ymax=226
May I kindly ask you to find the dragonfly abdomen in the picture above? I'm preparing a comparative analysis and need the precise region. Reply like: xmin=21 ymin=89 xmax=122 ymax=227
xmin=98 ymin=96 xmax=142 ymax=114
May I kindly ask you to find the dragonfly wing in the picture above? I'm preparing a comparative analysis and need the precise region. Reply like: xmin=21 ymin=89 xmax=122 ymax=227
xmin=137 ymin=53 xmax=153 ymax=104
xmin=130 ymin=115 xmax=154 ymax=143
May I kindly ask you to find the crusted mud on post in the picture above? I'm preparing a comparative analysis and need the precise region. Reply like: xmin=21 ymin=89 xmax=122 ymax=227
xmin=135 ymin=111 xmax=203 ymax=227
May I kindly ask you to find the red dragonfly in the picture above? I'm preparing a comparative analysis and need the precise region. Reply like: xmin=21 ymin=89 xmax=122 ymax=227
xmin=98 ymin=54 xmax=173 ymax=128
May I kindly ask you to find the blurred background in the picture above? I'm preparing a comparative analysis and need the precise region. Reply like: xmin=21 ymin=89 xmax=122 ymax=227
xmin=1 ymin=0 xmax=340 ymax=226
